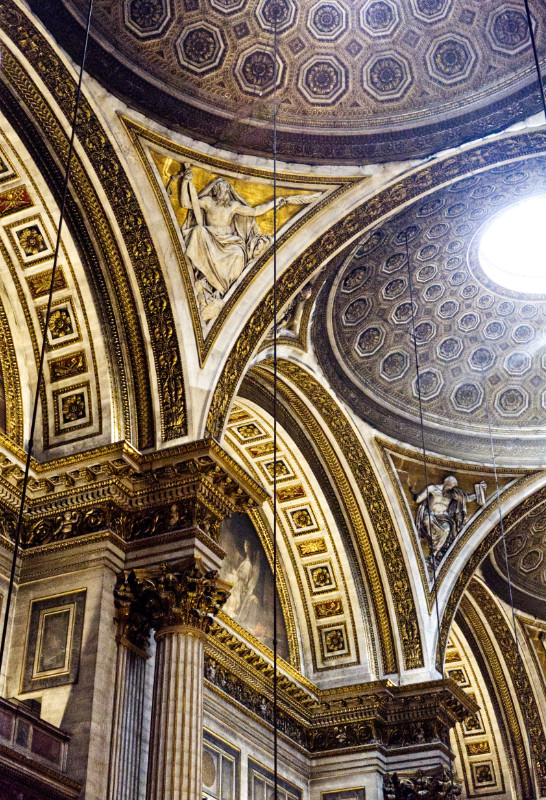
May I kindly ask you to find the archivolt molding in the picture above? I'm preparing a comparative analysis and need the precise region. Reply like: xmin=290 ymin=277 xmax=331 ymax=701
xmin=206 ymin=126 xmax=546 ymax=440
xmin=446 ymin=625 xmax=513 ymax=799
xmin=250 ymin=358 xmax=424 ymax=672
xmin=0 ymin=1 xmax=187 ymax=444
xmin=437 ymin=473 xmax=546 ymax=669
xmin=461 ymin=582 xmax=546 ymax=797
xmin=224 ymin=399 xmax=365 ymax=679
xmin=0 ymin=114 xmax=111 ymax=451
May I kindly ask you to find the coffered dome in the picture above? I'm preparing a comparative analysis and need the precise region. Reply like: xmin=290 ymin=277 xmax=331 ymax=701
xmin=316 ymin=155 xmax=546 ymax=465
xmin=30 ymin=0 xmax=546 ymax=163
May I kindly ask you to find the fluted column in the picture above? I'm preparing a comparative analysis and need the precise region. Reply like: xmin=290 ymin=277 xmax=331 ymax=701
xmin=109 ymin=576 xmax=152 ymax=800
xmin=147 ymin=627 xmax=205 ymax=800
xmin=114 ymin=558 xmax=229 ymax=800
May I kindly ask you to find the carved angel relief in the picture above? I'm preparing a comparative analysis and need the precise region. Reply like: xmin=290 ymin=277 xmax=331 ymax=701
xmin=161 ymin=159 xmax=320 ymax=327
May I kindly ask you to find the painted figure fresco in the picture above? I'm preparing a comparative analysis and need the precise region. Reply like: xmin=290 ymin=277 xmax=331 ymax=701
xmin=219 ymin=513 xmax=289 ymax=660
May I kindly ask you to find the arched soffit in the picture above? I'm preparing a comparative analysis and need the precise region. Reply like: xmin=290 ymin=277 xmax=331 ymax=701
xmin=245 ymin=358 xmax=426 ymax=674
xmin=206 ymin=126 xmax=546 ymax=440
xmin=377 ymin=437 xmax=532 ymax=614
xmin=0 ymin=108 xmax=114 ymax=454
xmin=446 ymin=623 xmax=522 ymax=798
xmin=437 ymin=473 xmax=546 ymax=668
xmin=224 ymin=397 xmax=376 ymax=684
xmin=0 ymin=3 xmax=187 ymax=447
xmin=460 ymin=580 xmax=546 ymax=797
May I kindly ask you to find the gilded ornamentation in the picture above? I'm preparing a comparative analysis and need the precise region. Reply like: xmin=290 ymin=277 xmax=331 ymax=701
xmin=17 ymin=224 xmax=46 ymax=255
xmin=383 ymin=768 xmax=462 ymax=799
xmin=115 ymin=558 xmax=230 ymax=638
xmin=27 ymin=268 xmax=67 ymax=299
xmin=61 ymin=392 xmax=86 ymax=423
xmin=49 ymin=352 xmax=87 ymax=382
xmin=0 ymin=185 xmax=32 ymax=217
xmin=270 ymin=361 xmax=423 ymax=670
xmin=314 ymin=599 xmax=342 ymax=618
xmin=0 ymin=23 xmax=184 ymax=442
xmin=467 ymin=581 xmax=546 ymax=793
xmin=48 ymin=308 xmax=73 ymax=339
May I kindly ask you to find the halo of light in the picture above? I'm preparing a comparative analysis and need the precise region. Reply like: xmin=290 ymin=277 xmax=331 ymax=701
xmin=479 ymin=196 xmax=546 ymax=294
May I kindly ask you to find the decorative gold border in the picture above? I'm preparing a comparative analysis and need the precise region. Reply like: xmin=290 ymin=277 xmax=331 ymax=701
xmin=53 ymin=381 xmax=92 ymax=435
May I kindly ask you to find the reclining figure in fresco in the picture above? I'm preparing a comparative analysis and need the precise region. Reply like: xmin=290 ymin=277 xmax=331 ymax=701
xmin=414 ymin=476 xmax=487 ymax=560
xmin=170 ymin=165 xmax=318 ymax=323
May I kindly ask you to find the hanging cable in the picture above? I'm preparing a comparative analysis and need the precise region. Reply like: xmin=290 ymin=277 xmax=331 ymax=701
xmin=404 ymin=230 xmax=455 ymax=797
xmin=480 ymin=370 xmax=538 ymax=799
xmin=272 ymin=13 xmax=279 ymax=800
xmin=522 ymin=0 xmax=546 ymax=118
xmin=0 ymin=0 xmax=94 ymax=679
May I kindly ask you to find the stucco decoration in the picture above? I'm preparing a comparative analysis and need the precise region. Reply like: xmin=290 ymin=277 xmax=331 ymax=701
xmin=29 ymin=0 xmax=545 ymax=162
xmin=318 ymin=155 xmax=546 ymax=465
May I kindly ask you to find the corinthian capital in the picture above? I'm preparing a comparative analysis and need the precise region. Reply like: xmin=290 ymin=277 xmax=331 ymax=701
xmin=114 ymin=557 xmax=230 ymax=644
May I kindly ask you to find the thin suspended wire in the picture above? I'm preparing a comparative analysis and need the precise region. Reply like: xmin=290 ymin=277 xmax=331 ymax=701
xmin=272 ymin=15 xmax=279 ymax=800
xmin=0 ymin=0 xmax=94 ymax=680
xmin=522 ymin=0 xmax=546 ymax=118
xmin=480 ymin=371 xmax=538 ymax=799
xmin=404 ymin=230 xmax=455 ymax=797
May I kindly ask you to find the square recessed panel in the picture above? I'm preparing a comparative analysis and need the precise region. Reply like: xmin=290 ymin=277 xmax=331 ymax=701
xmin=21 ymin=590 xmax=86 ymax=692
xmin=305 ymin=561 xmax=337 ymax=594
xmin=319 ymin=621 xmax=350 ymax=659
xmin=54 ymin=382 xmax=91 ymax=433
xmin=471 ymin=761 xmax=496 ymax=789
xmin=38 ymin=299 xmax=81 ymax=349
xmin=232 ymin=422 xmax=266 ymax=443
xmin=285 ymin=504 xmax=318 ymax=534
xmin=7 ymin=216 xmax=53 ymax=266
xmin=463 ymin=709 xmax=486 ymax=736
xmin=260 ymin=457 xmax=294 ymax=484
xmin=447 ymin=666 xmax=470 ymax=687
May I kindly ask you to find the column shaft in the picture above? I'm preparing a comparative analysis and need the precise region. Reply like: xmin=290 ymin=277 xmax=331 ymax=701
xmin=146 ymin=628 xmax=204 ymax=800
xmin=109 ymin=643 xmax=147 ymax=800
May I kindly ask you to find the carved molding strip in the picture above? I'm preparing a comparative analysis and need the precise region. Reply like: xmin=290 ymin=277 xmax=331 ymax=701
xmin=258 ymin=359 xmax=423 ymax=671
xmin=458 ymin=596 xmax=532 ymax=796
xmin=244 ymin=367 xmax=391 ymax=674
xmin=0 ymin=3 xmax=186 ymax=442
xmin=466 ymin=581 xmax=546 ymax=796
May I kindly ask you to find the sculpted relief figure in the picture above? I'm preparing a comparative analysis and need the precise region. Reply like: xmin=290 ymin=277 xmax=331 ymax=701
xmin=169 ymin=165 xmax=319 ymax=323
xmin=414 ymin=476 xmax=487 ymax=561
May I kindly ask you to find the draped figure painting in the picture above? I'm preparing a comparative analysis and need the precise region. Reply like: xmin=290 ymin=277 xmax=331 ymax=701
xmin=219 ymin=513 xmax=289 ymax=660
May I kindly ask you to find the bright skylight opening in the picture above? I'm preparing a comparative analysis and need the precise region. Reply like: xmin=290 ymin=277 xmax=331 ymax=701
xmin=479 ymin=196 xmax=546 ymax=294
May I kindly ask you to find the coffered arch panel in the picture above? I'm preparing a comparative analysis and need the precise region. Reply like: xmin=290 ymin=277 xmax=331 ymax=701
xmin=224 ymin=397 xmax=375 ymax=684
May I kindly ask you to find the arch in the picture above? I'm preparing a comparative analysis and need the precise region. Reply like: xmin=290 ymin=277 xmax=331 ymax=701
xmin=206 ymin=128 xmax=546 ymax=440
xmin=0 ymin=3 xmax=188 ymax=446
xmin=244 ymin=358 xmax=426 ymax=673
